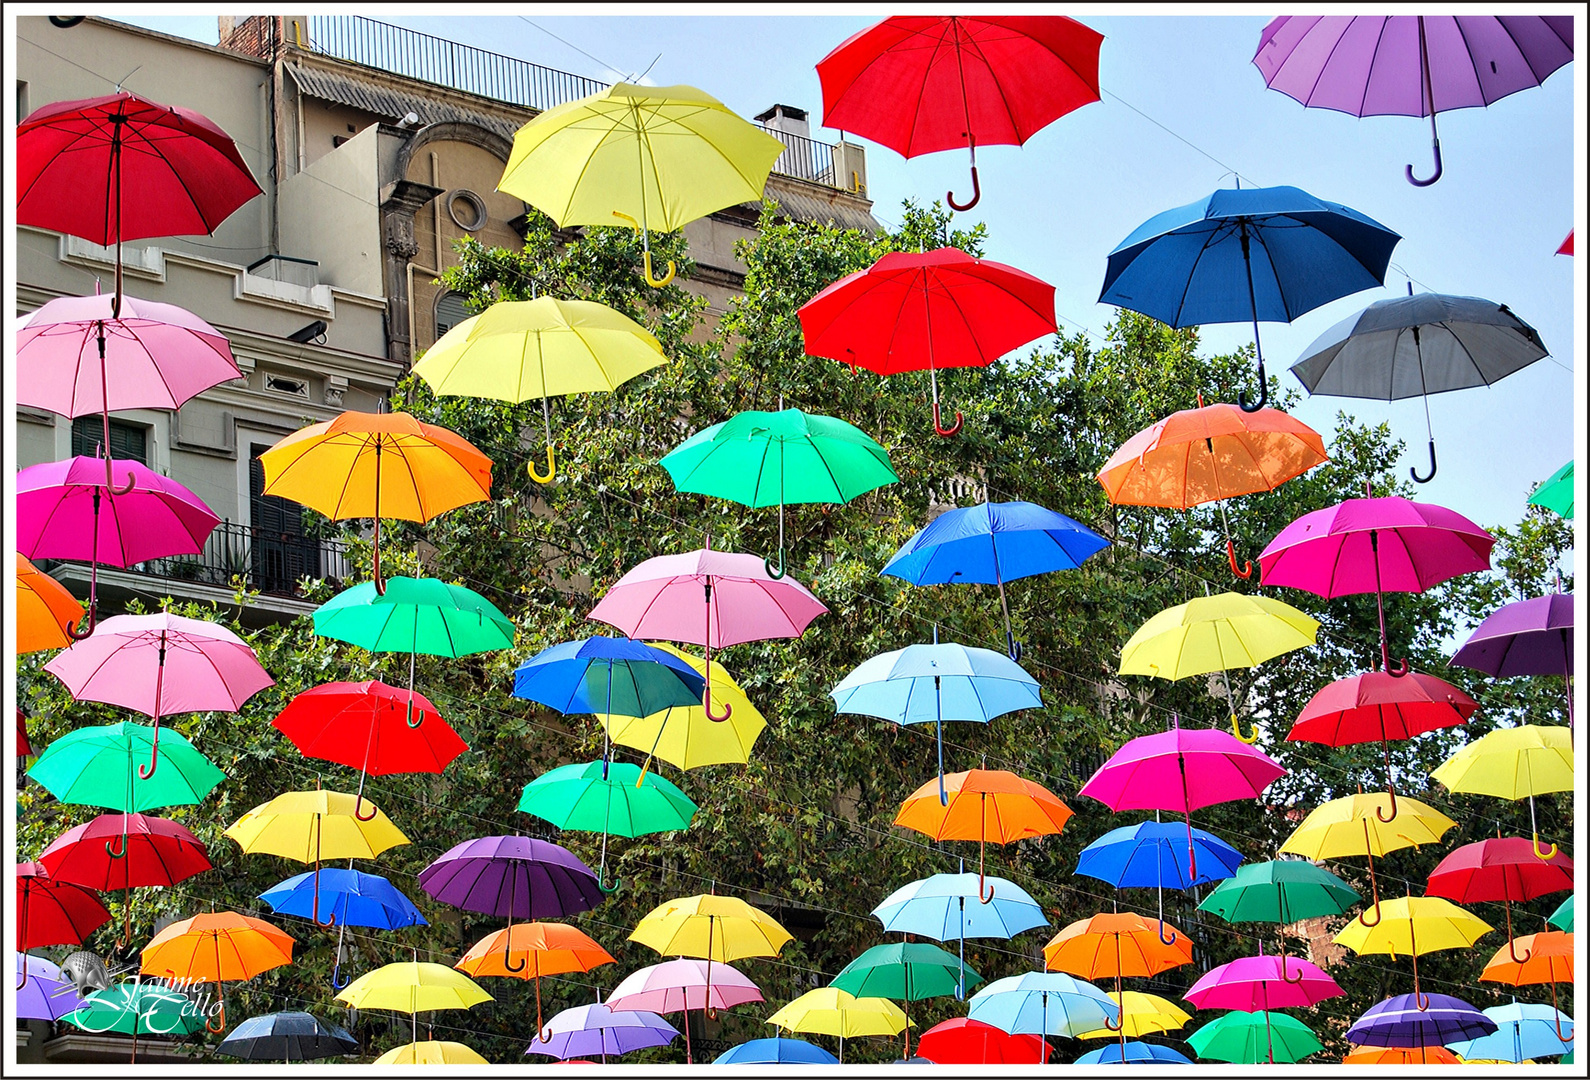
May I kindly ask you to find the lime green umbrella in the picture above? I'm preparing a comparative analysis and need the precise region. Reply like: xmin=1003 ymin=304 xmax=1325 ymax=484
xmin=1187 ymin=1009 xmax=1322 ymax=1064
xmin=63 ymin=981 xmax=206 ymax=1062
xmin=828 ymin=942 xmax=982 ymax=1056
xmin=1547 ymin=895 xmax=1573 ymax=932
xmin=516 ymin=759 xmax=697 ymax=892
xmin=1529 ymin=460 xmax=1573 ymax=520
xmin=26 ymin=721 xmax=225 ymax=812
xmin=659 ymin=408 xmax=897 ymax=577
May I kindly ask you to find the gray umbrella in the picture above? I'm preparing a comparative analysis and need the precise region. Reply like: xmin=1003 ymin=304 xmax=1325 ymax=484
xmin=1288 ymin=287 xmax=1548 ymax=482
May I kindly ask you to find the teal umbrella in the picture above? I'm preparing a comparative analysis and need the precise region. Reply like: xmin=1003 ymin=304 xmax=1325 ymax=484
xmin=1197 ymin=860 xmax=1358 ymax=981
xmin=1187 ymin=1009 xmax=1322 ymax=1064
xmin=829 ymin=942 xmax=982 ymax=1057
xmin=63 ymin=981 xmax=206 ymax=1062
xmin=1529 ymin=460 xmax=1573 ymax=519
xmin=517 ymin=760 xmax=697 ymax=891
xmin=1547 ymin=895 xmax=1573 ymax=932
xmin=659 ymin=407 xmax=897 ymax=577
xmin=26 ymin=721 xmax=225 ymax=812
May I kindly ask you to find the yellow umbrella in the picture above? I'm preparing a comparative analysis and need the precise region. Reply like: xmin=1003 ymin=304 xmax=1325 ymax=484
xmin=631 ymin=894 xmax=792 ymax=962
xmin=498 ymin=82 xmax=785 ymax=287
xmin=597 ymin=645 xmax=766 ymax=777
xmin=766 ymin=987 xmax=908 ymax=1062
xmin=1119 ymin=591 xmax=1318 ymax=742
xmin=374 ymin=1041 xmax=489 ymax=1064
xmin=1280 ymin=791 xmax=1454 ymax=927
xmin=1431 ymin=724 xmax=1572 ymax=859
xmin=412 ymin=297 xmax=667 ymax=483
xmin=1076 ymin=991 xmax=1192 ymax=1039
xmin=337 ymin=961 xmax=491 ymax=1048
xmin=1333 ymin=895 xmax=1492 ymax=1006
xmin=17 ymin=554 xmax=85 ymax=652
xmin=224 ymin=790 xmax=409 ymax=924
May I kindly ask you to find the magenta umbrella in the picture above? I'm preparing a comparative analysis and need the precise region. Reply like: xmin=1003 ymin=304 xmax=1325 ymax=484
xmin=44 ymin=613 xmax=274 ymax=780
xmin=1078 ymin=715 xmax=1286 ymax=879
xmin=1450 ymin=593 xmax=1574 ymax=728
xmin=1186 ymin=949 xmax=1343 ymax=1063
xmin=587 ymin=546 xmax=828 ymax=722
xmin=607 ymin=959 xmax=763 ymax=1063
xmin=17 ymin=456 xmax=221 ymax=638
xmin=1257 ymin=493 xmax=1492 ymax=676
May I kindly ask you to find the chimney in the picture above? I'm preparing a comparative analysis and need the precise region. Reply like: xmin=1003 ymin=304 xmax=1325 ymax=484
xmin=218 ymin=15 xmax=309 ymax=59
xmin=755 ymin=104 xmax=810 ymax=141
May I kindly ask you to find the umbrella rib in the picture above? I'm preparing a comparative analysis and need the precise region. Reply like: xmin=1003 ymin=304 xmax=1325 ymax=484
xmin=1170 ymin=221 xmax=1231 ymax=328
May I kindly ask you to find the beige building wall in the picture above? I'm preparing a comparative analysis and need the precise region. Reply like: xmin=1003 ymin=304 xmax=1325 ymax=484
xmin=279 ymin=123 xmax=385 ymax=297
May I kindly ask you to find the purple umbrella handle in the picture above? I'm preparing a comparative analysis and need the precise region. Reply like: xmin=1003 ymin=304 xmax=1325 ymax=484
xmin=1406 ymin=19 xmax=1445 ymax=186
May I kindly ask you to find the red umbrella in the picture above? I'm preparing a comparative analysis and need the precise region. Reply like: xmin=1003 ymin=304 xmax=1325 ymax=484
xmin=16 ymin=861 xmax=110 ymax=988
xmin=17 ymin=709 xmax=32 ymax=758
xmin=816 ymin=16 xmax=1103 ymax=209
xmin=272 ymin=681 xmax=469 ymax=820
xmin=798 ymin=247 xmax=1057 ymax=436
xmin=1426 ymin=837 xmax=1573 ymax=962
xmin=918 ymin=1016 xmax=1049 ymax=1064
xmin=1288 ymin=670 xmax=1476 ymax=819
xmin=1558 ymin=230 xmax=1573 ymax=256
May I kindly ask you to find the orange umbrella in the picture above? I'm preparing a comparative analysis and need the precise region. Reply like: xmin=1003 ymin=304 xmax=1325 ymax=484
xmin=16 ymin=554 xmax=85 ymax=652
xmin=140 ymin=911 xmax=295 ymax=1032
xmin=1343 ymin=1045 xmax=1461 ymax=1064
xmin=1097 ymin=396 xmax=1327 ymax=577
xmin=1044 ymin=911 xmax=1193 ymax=1055
xmin=895 ymin=768 xmax=1072 ymax=903
xmin=456 ymin=922 xmax=616 ymax=1036
xmin=1481 ymin=930 xmax=1573 ymax=1040
xmin=259 ymin=411 xmax=493 ymax=592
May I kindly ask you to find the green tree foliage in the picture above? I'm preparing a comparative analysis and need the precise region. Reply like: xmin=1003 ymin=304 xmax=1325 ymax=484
xmin=18 ymin=201 xmax=1572 ymax=1063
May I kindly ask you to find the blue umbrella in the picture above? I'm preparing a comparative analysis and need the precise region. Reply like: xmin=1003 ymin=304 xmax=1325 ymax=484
xmin=831 ymin=640 xmax=1041 ymax=803
xmin=1099 ymin=184 xmax=1400 ymax=411
xmin=881 ymin=500 xmax=1110 ymax=660
xmin=258 ymin=868 xmax=426 ymax=989
xmin=1447 ymin=1003 xmax=1574 ymax=1061
xmin=1076 ymin=819 xmax=1243 ymax=944
xmin=872 ymin=870 xmax=1047 ymax=999
xmin=1076 ymin=1040 xmax=1194 ymax=1064
xmin=967 ymin=972 xmax=1120 ymax=1064
xmin=714 ymin=1037 xmax=839 ymax=1065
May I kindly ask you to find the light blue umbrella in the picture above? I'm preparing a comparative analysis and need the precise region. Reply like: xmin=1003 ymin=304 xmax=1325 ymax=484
xmin=1076 ymin=1040 xmax=1194 ymax=1064
xmin=1076 ymin=819 xmax=1243 ymax=943
xmin=1447 ymin=1002 xmax=1574 ymax=1061
xmin=714 ymin=1037 xmax=839 ymax=1065
xmin=967 ymin=972 xmax=1120 ymax=1063
xmin=872 ymin=870 xmax=1047 ymax=998
xmin=831 ymin=639 xmax=1041 ymax=803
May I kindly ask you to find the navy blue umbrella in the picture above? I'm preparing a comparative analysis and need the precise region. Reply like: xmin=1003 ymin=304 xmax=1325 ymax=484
xmin=1100 ymin=184 xmax=1400 ymax=411
xmin=1076 ymin=820 xmax=1243 ymax=944
xmin=214 ymin=1010 xmax=358 ymax=1064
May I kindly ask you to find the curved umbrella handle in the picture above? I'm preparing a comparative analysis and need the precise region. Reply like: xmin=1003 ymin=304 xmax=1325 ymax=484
xmin=331 ymin=961 xmax=351 ymax=990
xmin=1357 ymin=898 xmax=1383 ymax=928
xmin=1156 ymin=919 xmax=1178 ymax=947
xmin=1279 ymin=950 xmax=1307 ymax=985
xmin=1374 ymin=785 xmax=1400 ymax=824
xmin=106 ymin=455 xmax=137 ymax=496
xmin=978 ymin=873 xmax=995 ymax=905
xmin=763 ymin=548 xmax=786 ymax=581
xmin=599 ymin=868 xmax=623 ymax=895
xmin=137 ymin=722 xmax=161 ymax=780
xmin=353 ymin=792 xmax=380 ymax=822
xmin=1553 ymin=1008 xmax=1572 ymax=1044
xmin=1102 ymin=1012 xmax=1124 ymax=1032
xmin=1410 ymin=440 xmax=1437 ymax=483
xmin=947 ymin=163 xmax=981 ymax=212
xmin=527 ymin=444 xmax=556 ymax=484
xmin=105 ymin=834 xmax=128 ymax=859
xmin=1406 ymin=139 xmax=1443 ymax=187
xmin=315 ymin=905 xmax=337 ymax=928
xmin=504 ymin=950 xmax=527 ymax=973
xmin=1227 ymin=539 xmax=1252 ymax=580
xmin=1230 ymin=714 xmax=1259 ymax=744
xmin=67 ymin=608 xmax=98 ymax=640
xmin=1006 ymin=632 xmax=1022 ymax=663
xmin=1508 ymin=936 xmax=1534 ymax=965
xmin=1237 ymin=366 xmax=1268 ymax=412
xmin=932 ymin=400 xmax=963 ymax=438
xmin=16 ymin=959 xmax=29 ymax=992
xmin=404 ymin=701 xmax=425 ymax=730
xmin=1413 ymin=989 xmax=1432 ymax=1013
xmin=641 ymin=250 xmax=677 ymax=289
xmin=205 ymin=998 xmax=227 ymax=1034
xmin=704 ymin=686 xmax=733 ymax=723
xmin=1532 ymin=833 xmax=1559 ymax=860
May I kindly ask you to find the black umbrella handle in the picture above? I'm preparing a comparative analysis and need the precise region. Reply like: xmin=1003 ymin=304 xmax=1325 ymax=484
xmin=1410 ymin=440 xmax=1438 ymax=483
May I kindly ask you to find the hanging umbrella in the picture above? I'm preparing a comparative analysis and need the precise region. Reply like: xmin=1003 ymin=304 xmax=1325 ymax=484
xmin=1529 ymin=461 xmax=1573 ymax=519
xmin=1119 ymin=591 xmax=1319 ymax=742
xmin=1449 ymin=1002 xmax=1574 ymax=1062
xmin=609 ymin=958 xmax=763 ymax=1063
xmin=831 ymin=943 xmax=983 ymax=1057
xmin=1077 ymin=1041 xmax=1195 ymax=1064
xmin=336 ymin=961 xmax=492 ymax=1050
xmin=587 ymin=546 xmax=828 ymax=722
xmin=872 ymin=870 xmax=1046 ymax=999
xmin=259 ymin=867 xmax=426 ymax=989
xmin=15 ymin=953 xmax=86 ymax=1021
xmin=965 ymin=972 xmax=1119 ymax=1064
xmin=26 ymin=721 xmax=225 ymax=813
xmin=62 ymin=980 xmax=206 ymax=1062
xmin=17 ymin=710 xmax=31 ymax=759
xmin=1427 ymin=837 xmax=1573 ymax=963
xmin=1290 ymin=289 xmax=1549 ymax=481
xmin=1253 ymin=16 xmax=1574 ymax=185
xmin=1480 ymin=932 xmax=1575 ymax=1041
xmin=16 ymin=554 xmax=85 ymax=654
xmin=895 ymin=768 xmax=1072 ymax=903
xmin=456 ymin=922 xmax=614 ymax=1038
xmin=526 ymin=1000 xmax=679 ymax=1062
xmin=1198 ymin=859 xmax=1360 ymax=980
xmin=1344 ymin=1044 xmax=1461 ymax=1064
xmin=140 ymin=911 xmax=295 ymax=1032
xmin=661 ymin=407 xmax=898 ymax=575
xmin=1075 ymin=991 xmax=1193 ymax=1040
xmin=15 ymin=861 xmax=111 ymax=993
xmin=214 ymin=1010 xmax=358 ymax=1065
xmin=1334 ymin=896 xmax=1492 ymax=1006
xmin=17 ymin=457 xmax=222 ymax=637
xmin=1188 ymin=1010 xmax=1322 ymax=1064
xmin=1259 ymin=493 xmax=1493 ymax=674
xmin=414 ymin=296 xmax=668 ymax=482
xmin=815 ymin=15 xmax=1103 ymax=210
xmin=881 ymin=500 xmax=1109 ymax=660
xmin=499 ymin=82 xmax=784 ymax=287
xmin=1549 ymin=897 xmax=1574 ymax=932
xmin=1078 ymin=715 xmax=1286 ymax=879
xmin=1348 ymin=993 xmax=1496 ymax=1047
xmin=1186 ymin=951 xmax=1344 ymax=1016
xmin=418 ymin=836 xmax=604 ymax=936
xmin=271 ymin=680 xmax=468 ymax=823
xmin=1043 ymin=912 xmax=1192 ymax=1056
xmin=1451 ymin=593 xmax=1574 ymax=728
xmin=766 ymin=988 xmax=908 ymax=1063
xmin=798 ymin=248 xmax=1058 ymax=435
xmin=631 ymin=894 xmax=793 ymax=960
xmin=1560 ymin=232 xmax=1576 ymax=257
xmin=312 ymin=576 xmax=516 ymax=657
xmin=375 ymin=1040 xmax=489 ymax=1064
xmin=594 ymin=644 xmax=766 ymax=774
xmin=832 ymin=640 xmax=1042 ymax=804
xmin=1281 ymin=792 xmax=1455 ymax=925
xmin=1077 ymin=820 xmax=1243 ymax=944
xmin=518 ymin=759 xmax=696 ymax=893
xmin=917 ymin=1017 xmax=1048 ymax=1064
xmin=1431 ymin=724 xmax=1572 ymax=859
xmin=714 ymin=1037 xmax=839 ymax=1065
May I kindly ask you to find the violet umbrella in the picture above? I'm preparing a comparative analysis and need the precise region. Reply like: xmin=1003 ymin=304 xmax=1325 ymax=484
xmin=1078 ymin=714 xmax=1286 ymax=880
xmin=17 ymin=457 xmax=221 ymax=638
xmin=44 ymin=612 xmax=274 ymax=780
xmin=1253 ymin=16 xmax=1574 ymax=185
xmin=1258 ymin=491 xmax=1492 ymax=677
xmin=1346 ymin=992 xmax=1497 ymax=1047
xmin=1186 ymin=948 xmax=1343 ymax=1061
xmin=607 ymin=958 xmax=763 ymax=1063
xmin=1451 ymin=593 xmax=1574 ymax=729
xmin=15 ymin=954 xmax=86 ymax=1021
xmin=526 ymin=1000 xmax=678 ymax=1062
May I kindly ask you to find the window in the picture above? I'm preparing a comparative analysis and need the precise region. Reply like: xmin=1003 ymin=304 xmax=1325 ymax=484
xmin=71 ymin=417 xmax=148 ymax=464
xmin=446 ymin=189 xmax=487 ymax=232
xmin=435 ymin=292 xmax=472 ymax=339
xmin=16 ymin=80 xmax=28 ymax=121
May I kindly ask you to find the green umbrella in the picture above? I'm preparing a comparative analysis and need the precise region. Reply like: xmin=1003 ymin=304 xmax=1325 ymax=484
xmin=1198 ymin=860 xmax=1358 ymax=982
xmin=1529 ymin=460 xmax=1573 ymax=520
xmin=63 ymin=981 xmax=206 ymax=1062
xmin=1187 ymin=1009 xmax=1321 ymax=1064
xmin=516 ymin=759 xmax=697 ymax=891
xmin=659 ymin=407 xmax=897 ymax=577
xmin=828 ymin=942 xmax=981 ymax=1056
xmin=1547 ymin=895 xmax=1573 ymax=933
xmin=26 ymin=721 xmax=225 ymax=812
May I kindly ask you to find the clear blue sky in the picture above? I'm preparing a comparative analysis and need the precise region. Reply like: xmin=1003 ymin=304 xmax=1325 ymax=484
xmin=120 ymin=12 xmax=1582 ymax=538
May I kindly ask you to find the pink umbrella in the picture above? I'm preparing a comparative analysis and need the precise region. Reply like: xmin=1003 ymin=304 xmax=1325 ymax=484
xmin=17 ymin=456 xmax=221 ymax=638
xmin=586 ymin=547 xmax=828 ymax=720
xmin=1078 ymin=715 xmax=1286 ymax=878
xmin=44 ymin=613 xmax=273 ymax=779
xmin=1185 ymin=948 xmax=1343 ymax=1061
xmin=1258 ymin=492 xmax=1492 ymax=676
xmin=606 ymin=958 xmax=763 ymax=1063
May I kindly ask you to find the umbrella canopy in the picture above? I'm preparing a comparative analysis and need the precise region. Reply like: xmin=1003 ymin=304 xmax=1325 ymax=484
xmin=311 ymin=576 xmax=517 ymax=657
xmin=1426 ymin=838 xmax=1574 ymax=941
xmin=1253 ymin=16 xmax=1574 ymax=184
xmin=63 ymin=981 xmax=206 ymax=1047
xmin=1043 ymin=913 xmax=1194 ymax=980
xmin=519 ymin=760 xmax=697 ymax=837
xmin=1076 ymin=991 xmax=1193 ymax=1040
xmin=271 ymin=680 xmax=468 ymax=778
xmin=766 ymin=987 xmax=908 ymax=1039
xmin=140 ymin=911 xmax=295 ymax=983
xmin=916 ymin=1017 xmax=1049 ymax=1064
xmin=512 ymin=636 xmax=707 ymax=717
xmin=525 ymin=1001 xmax=678 ymax=1061
xmin=595 ymin=645 xmax=766 ymax=771
xmin=1431 ymin=724 xmax=1572 ymax=860
xmin=15 ymin=954 xmax=87 ymax=1021
xmin=1281 ymin=792 xmax=1456 ymax=859
xmin=966 ymin=972 xmax=1119 ymax=1060
xmin=1186 ymin=953 xmax=1344 ymax=1011
xmin=872 ymin=872 xmax=1047 ymax=941
xmin=259 ymin=868 xmax=426 ymax=929
xmin=1450 ymin=593 xmax=1574 ymax=679
xmin=631 ymin=894 xmax=793 ymax=962
xmin=1077 ymin=820 xmax=1244 ymax=891
xmin=336 ymin=962 xmax=492 ymax=1014
xmin=831 ymin=942 xmax=983 ymax=1001
xmin=797 ymin=248 xmax=1058 ymax=434
xmin=38 ymin=812 xmax=211 ymax=892
xmin=457 ymin=922 xmax=614 ymax=1036
xmin=1347 ymin=993 xmax=1497 ymax=1047
xmin=713 ymin=1037 xmax=839 ymax=1065
xmin=1188 ymin=1010 xmax=1323 ymax=1063
xmin=225 ymin=790 xmax=409 ymax=863
xmin=374 ymin=1041 xmax=488 ymax=1064
xmin=1077 ymin=1041 xmax=1195 ymax=1065
xmin=1335 ymin=896 xmax=1492 ymax=1001
xmin=1479 ymin=932 xmax=1574 ymax=1023
xmin=1199 ymin=859 xmax=1360 ymax=924
xmin=1099 ymin=184 xmax=1400 ymax=410
xmin=16 ymin=554 xmax=85 ymax=653
xmin=1448 ymin=1003 xmax=1573 ymax=1062
xmin=609 ymin=958 xmax=764 ymax=1014
xmin=1529 ymin=460 xmax=1573 ymax=519
xmin=18 ymin=456 xmax=221 ymax=570
xmin=16 ymin=861 xmax=111 ymax=949
xmin=1548 ymin=897 xmax=1573 ymax=932
xmin=1289 ymin=291 xmax=1549 ymax=481
xmin=26 ymin=722 xmax=226 ymax=812
xmin=215 ymin=1011 xmax=358 ymax=1063
xmin=1344 ymin=1045 xmax=1461 ymax=1064
xmin=1287 ymin=670 xmax=1476 ymax=748
xmin=418 ymin=836 xmax=602 ymax=920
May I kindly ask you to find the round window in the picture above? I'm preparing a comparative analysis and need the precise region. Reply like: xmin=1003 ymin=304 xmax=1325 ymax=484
xmin=447 ymin=189 xmax=487 ymax=232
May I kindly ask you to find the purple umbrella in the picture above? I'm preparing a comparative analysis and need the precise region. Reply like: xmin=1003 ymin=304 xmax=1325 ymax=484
xmin=1347 ymin=993 xmax=1497 ymax=1048
xmin=15 ymin=954 xmax=86 ymax=1021
xmin=417 ymin=836 xmax=602 ymax=921
xmin=1451 ymin=593 xmax=1574 ymax=727
xmin=525 ymin=1001 xmax=677 ymax=1063
xmin=1253 ymin=16 xmax=1574 ymax=185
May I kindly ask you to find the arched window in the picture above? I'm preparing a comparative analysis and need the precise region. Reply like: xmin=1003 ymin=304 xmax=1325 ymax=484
xmin=435 ymin=291 xmax=472 ymax=340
